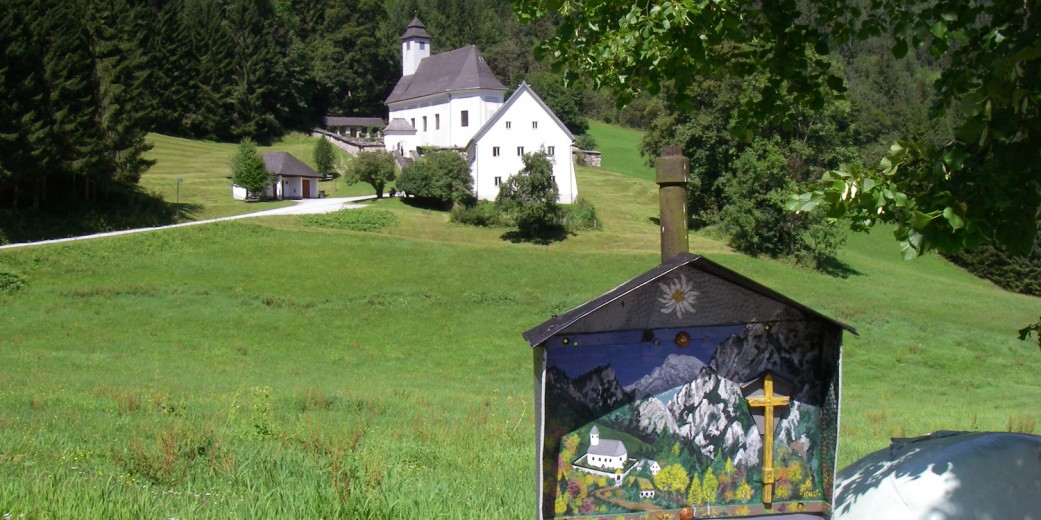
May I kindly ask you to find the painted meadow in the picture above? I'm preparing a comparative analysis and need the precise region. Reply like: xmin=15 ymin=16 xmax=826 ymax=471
xmin=1 ymin=126 xmax=1040 ymax=518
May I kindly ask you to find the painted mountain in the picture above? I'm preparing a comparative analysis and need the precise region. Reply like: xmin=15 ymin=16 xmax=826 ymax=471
xmin=598 ymin=319 xmax=836 ymax=472
xmin=544 ymin=363 xmax=635 ymax=428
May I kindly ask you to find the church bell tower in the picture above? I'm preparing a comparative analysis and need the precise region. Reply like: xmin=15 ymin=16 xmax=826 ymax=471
xmin=401 ymin=16 xmax=431 ymax=77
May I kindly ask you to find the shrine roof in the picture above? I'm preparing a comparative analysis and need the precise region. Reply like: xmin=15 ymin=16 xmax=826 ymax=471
xmin=261 ymin=152 xmax=321 ymax=179
xmin=523 ymin=252 xmax=857 ymax=348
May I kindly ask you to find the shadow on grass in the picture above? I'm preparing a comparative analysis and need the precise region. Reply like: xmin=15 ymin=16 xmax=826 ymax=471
xmin=501 ymin=225 xmax=570 ymax=245
xmin=0 ymin=184 xmax=183 ymax=245
xmin=817 ymin=256 xmax=863 ymax=278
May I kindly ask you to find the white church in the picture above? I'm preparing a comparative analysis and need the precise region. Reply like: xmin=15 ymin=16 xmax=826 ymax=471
xmin=383 ymin=17 xmax=578 ymax=204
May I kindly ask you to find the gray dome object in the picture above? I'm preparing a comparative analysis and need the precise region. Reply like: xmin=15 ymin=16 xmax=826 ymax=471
xmin=834 ymin=431 xmax=1041 ymax=520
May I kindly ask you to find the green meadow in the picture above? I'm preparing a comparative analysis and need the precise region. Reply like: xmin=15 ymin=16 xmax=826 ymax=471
xmin=1 ymin=131 xmax=1039 ymax=518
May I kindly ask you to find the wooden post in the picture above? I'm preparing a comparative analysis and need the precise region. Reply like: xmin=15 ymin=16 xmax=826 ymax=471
xmin=655 ymin=145 xmax=690 ymax=263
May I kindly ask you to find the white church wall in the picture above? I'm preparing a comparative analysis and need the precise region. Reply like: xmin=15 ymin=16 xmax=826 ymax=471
xmin=388 ymin=91 xmax=504 ymax=153
xmin=470 ymin=90 xmax=576 ymax=204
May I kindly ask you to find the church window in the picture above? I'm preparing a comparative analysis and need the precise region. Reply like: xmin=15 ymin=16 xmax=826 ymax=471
xmin=506 ymin=121 xmax=512 ymax=129
xmin=423 ymin=116 xmax=427 ymax=131
xmin=406 ymin=41 xmax=411 ymax=50
xmin=461 ymin=110 xmax=469 ymax=127
xmin=435 ymin=114 xmax=440 ymax=130
xmin=532 ymin=121 xmax=538 ymax=129
xmin=494 ymin=176 xmax=502 ymax=186
xmin=517 ymin=146 xmax=524 ymax=156
xmin=419 ymin=41 xmax=426 ymax=50
xmin=492 ymin=146 xmax=500 ymax=157
xmin=547 ymin=146 xmax=555 ymax=156
xmin=411 ymin=118 xmax=415 ymax=129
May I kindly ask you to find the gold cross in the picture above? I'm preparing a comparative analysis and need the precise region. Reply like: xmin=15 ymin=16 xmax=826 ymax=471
xmin=745 ymin=373 xmax=790 ymax=507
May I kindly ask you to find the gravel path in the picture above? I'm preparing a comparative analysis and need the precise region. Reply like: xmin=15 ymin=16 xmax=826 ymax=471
xmin=0 ymin=195 xmax=377 ymax=251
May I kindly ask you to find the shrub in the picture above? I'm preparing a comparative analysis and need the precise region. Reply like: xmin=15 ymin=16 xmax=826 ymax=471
xmin=302 ymin=209 xmax=397 ymax=232
xmin=562 ymin=197 xmax=600 ymax=231
xmin=574 ymin=134 xmax=597 ymax=150
xmin=396 ymin=150 xmax=473 ymax=208
xmin=450 ymin=201 xmax=502 ymax=227
xmin=0 ymin=269 xmax=26 ymax=294
xmin=496 ymin=151 xmax=563 ymax=237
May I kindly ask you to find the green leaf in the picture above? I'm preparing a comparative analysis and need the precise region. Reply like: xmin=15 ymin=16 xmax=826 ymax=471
xmin=910 ymin=211 xmax=936 ymax=229
xmin=892 ymin=39 xmax=908 ymax=59
xmin=942 ymin=206 xmax=965 ymax=230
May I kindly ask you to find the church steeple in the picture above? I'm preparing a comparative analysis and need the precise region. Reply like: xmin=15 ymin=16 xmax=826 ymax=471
xmin=400 ymin=16 xmax=431 ymax=76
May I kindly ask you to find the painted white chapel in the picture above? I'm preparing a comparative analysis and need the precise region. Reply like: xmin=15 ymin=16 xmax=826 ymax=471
xmin=383 ymin=17 xmax=578 ymax=203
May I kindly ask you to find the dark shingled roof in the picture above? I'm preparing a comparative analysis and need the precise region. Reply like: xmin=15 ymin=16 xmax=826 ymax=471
xmin=262 ymin=152 xmax=322 ymax=179
xmin=324 ymin=116 xmax=385 ymax=128
xmin=386 ymin=45 xmax=506 ymax=105
xmin=401 ymin=16 xmax=431 ymax=40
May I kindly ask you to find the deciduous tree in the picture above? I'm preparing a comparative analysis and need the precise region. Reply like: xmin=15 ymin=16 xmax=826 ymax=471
xmin=495 ymin=151 xmax=561 ymax=236
xmin=344 ymin=149 xmax=396 ymax=199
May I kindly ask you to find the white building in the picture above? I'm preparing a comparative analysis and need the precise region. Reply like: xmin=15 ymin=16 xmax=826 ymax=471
xmin=384 ymin=17 xmax=577 ymax=203
xmin=585 ymin=425 xmax=627 ymax=470
xmin=232 ymin=152 xmax=321 ymax=201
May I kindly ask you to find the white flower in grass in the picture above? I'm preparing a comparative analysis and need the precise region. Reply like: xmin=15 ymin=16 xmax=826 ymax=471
xmin=657 ymin=274 xmax=698 ymax=318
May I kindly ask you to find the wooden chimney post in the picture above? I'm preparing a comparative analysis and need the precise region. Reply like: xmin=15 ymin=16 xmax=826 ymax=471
xmin=655 ymin=145 xmax=690 ymax=263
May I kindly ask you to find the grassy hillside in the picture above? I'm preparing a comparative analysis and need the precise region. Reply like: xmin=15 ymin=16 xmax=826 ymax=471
xmin=587 ymin=121 xmax=655 ymax=181
xmin=1 ymin=132 xmax=1038 ymax=518
xmin=141 ymin=133 xmax=374 ymax=221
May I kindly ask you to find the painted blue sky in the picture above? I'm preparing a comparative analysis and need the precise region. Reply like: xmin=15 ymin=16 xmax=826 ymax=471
xmin=546 ymin=324 xmax=745 ymax=387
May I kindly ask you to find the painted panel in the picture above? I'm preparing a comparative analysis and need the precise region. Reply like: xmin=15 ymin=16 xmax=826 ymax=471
xmin=538 ymin=320 xmax=840 ymax=519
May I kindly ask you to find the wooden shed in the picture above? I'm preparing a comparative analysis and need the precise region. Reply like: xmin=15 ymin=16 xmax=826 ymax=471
xmin=524 ymin=252 xmax=856 ymax=520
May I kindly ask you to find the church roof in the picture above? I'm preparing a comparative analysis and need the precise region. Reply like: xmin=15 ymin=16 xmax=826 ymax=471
xmin=262 ymin=152 xmax=321 ymax=179
xmin=588 ymin=439 xmax=626 ymax=458
xmin=386 ymin=45 xmax=506 ymax=105
xmin=401 ymin=16 xmax=431 ymax=40
xmin=384 ymin=118 xmax=416 ymax=132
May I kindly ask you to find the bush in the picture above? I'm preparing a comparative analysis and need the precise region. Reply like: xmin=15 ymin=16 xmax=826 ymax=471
xmin=301 ymin=209 xmax=397 ymax=232
xmin=717 ymin=138 xmax=844 ymax=268
xmin=574 ymin=134 xmax=597 ymax=150
xmin=562 ymin=197 xmax=601 ymax=231
xmin=396 ymin=150 xmax=473 ymax=208
xmin=0 ymin=269 xmax=26 ymax=294
xmin=450 ymin=202 xmax=503 ymax=227
xmin=496 ymin=151 xmax=562 ymax=237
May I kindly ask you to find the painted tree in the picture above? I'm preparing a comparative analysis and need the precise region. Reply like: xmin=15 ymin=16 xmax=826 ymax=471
xmin=653 ymin=463 xmax=690 ymax=498
xmin=687 ymin=473 xmax=704 ymax=505
xmin=230 ymin=138 xmax=271 ymax=200
xmin=701 ymin=467 xmax=719 ymax=504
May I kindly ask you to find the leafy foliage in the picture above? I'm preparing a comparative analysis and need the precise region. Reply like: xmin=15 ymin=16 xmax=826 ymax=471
xmin=396 ymin=150 xmax=473 ymax=208
xmin=313 ymin=138 xmax=336 ymax=178
xmin=562 ymin=197 xmax=600 ymax=231
xmin=230 ymin=139 xmax=272 ymax=199
xmin=302 ymin=208 xmax=397 ymax=232
xmin=495 ymin=151 xmax=562 ymax=237
xmin=343 ymin=149 xmax=396 ymax=199
xmin=449 ymin=201 xmax=503 ymax=227
xmin=573 ymin=134 xmax=597 ymax=151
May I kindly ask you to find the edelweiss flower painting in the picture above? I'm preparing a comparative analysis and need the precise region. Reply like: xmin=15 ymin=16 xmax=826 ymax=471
xmin=657 ymin=273 xmax=698 ymax=318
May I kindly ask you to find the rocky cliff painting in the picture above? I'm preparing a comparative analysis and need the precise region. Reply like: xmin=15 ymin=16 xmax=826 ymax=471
xmin=526 ymin=255 xmax=851 ymax=520
xmin=540 ymin=320 xmax=839 ymax=518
